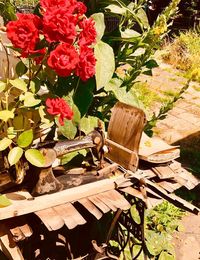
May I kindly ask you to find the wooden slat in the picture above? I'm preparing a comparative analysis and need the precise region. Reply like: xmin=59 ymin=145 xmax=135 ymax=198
xmin=120 ymin=187 xmax=145 ymax=201
xmin=104 ymin=190 xmax=131 ymax=210
xmin=53 ymin=203 xmax=86 ymax=230
xmin=152 ymin=165 xmax=175 ymax=179
xmin=53 ymin=204 xmax=77 ymax=230
xmin=105 ymin=139 xmax=138 ymax=171
xmin=157 ymin=181 xmax=182 ymax=193
xmin=88 ymin=195 xmax=110 ymax=213
xmin=0 ymin=175 xmax=127 ymax=220
xmin=19 ymin=224 xmax=32 ymax=238
xmin=139 ymin=169 xmax=157 ymax=179
xmin=0 ymin=222 xmax=24 ymax=260
xmin=95 ymin=193 xmax=118 ymax=212
xmin=9 ymin=227 xmax=25 ymax=242
xmin=78 ymin=198 xmax=103 ymax=220
xmin=35 ymin=208 xmax=65 ymax=231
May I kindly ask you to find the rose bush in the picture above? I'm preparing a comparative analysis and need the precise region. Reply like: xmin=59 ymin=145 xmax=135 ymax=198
xmin=0 ymin=0 xmax=115 ymax=186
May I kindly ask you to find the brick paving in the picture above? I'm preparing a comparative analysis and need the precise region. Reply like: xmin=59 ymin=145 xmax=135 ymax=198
xmin=139 ymin=63 xmax=200 ymax=151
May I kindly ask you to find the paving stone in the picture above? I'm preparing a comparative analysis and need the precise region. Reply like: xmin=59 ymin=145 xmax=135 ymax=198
xmin=177 ymin=112 xmax=200 ymax=125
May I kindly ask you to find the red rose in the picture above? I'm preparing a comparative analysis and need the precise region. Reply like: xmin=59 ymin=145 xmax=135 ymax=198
xmin=47 ymin=43 xmax=79 ymax=77
xmin=6 ymin=13 xmax=41 ymax=57
xmin=46 ymin=98 xmax=73 ymax=125
xmin=73 ymin=2 xmax=87 ymax=15
xmin=40 ymin=0 xmax=77 ymax=11
xmin=43 ymin=8 xmax=77 ymax=44
xmin=78 ymin=18 xmax=97 ymax=46
xmin=75 ymin=46 xmax=96 ymax=81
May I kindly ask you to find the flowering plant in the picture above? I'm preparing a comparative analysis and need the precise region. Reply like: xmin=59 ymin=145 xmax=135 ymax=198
xmin=0 ymin=0 xmax=115 ymax=184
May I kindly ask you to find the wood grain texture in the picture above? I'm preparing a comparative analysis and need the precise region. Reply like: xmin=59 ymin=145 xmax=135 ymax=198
xmin=0 ymin=175 xmax=127 ymax=220
xmin=53 ymin=203 xmax=86 ymax=229
xmin=78 ymin=198 xmax=103 ymax=220
xmin=35 ymin=208 xmax=65 ymax=231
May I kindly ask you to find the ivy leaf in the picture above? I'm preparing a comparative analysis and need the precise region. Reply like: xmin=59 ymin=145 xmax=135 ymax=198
xmin=25 ymin=149 xmax=45 ymax=167
xmin=0 ymin=109 xmax=15 ymax=122
xmin=17 ymin=129 xmax=33 ymax=148
xmin=0 ymin=195 xmax=12 ymax=208
xmin=0 ymin=138 xmax=12 ymax=151
xmin=8 ymin=147 xmax=23 ymax=166
xmin=9 ymin=78 xmax=27 ymax=92
xmin=0 ymin=81 xmax=6 ymax=92
xmin=91 ymin=13 xmax=105 ymax=42
xmin=94 ymin=41 xmax=115 ymax=90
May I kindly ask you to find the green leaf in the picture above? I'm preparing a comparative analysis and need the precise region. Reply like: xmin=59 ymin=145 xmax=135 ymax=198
xmin=94 ymin=41 xmax=115 ymax=90
xmin=0 ymin=195 xmax=12 ymax=208
xmin=73 ymin=78 xmax=95 ymax=117
xmin=22 ymin=92 xmax=41 ymax=107
xmin=57 ymin=118 xmax=77 ymax=139
xmin=25 ymin=149 xmax=45 ymax=167
xmin=80 ymin=116 xmax=104 ymax=134
xmin=105 ymin=78 xmax=142 ymax=108
xmin=0 ymin=81 xmax=6 ymax=92
xmin=121 ymin=29 xmax=141 ymax=38
xmin=143 ymin=69 xmax=153 ymax=76
xmin=17 ymin=129 xmax=33 ymax=148
xmin=136 ymin=8 xmax=150 ymax=28
xmin=0 ymin=109 xmax=15 ymax=122
xmin=9 ymin=78 xmax=27 ymax=92
xmin=158 ymin=251 xmax=175 ymax=260
xmin=15 ymin=61 xmax=28 ymax=77
xmin=61 ymin=150 xmax=87 ymax=165
xmin=7 ymin=127 xmax=17 ymax=139
xmin=63 ymin=96 xmax=81 ymax=125
xmin=145 ymin=59 xmax=159 ymax=69
xmin=106 ymin=4 xmax=125 ymax=14
xmin=130 ymin=205 xmax=141 ymax=224
xmin=8 ymin=147 xmax=23 ymax=166
xmin=91 ymin=13 xmax=105 ymax=42
xmin=0 ymin=138 xmax=12 ymax=151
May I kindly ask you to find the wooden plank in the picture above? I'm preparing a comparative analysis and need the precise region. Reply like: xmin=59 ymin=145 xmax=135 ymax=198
xmin=152 ymin=165 xmax=175 ymax=179
xmin=157 ymin=181 xmax=182 ymax=193
xmin=127 ymin=171 xmax=200 ymax=214
xmin=107 ymin=102 xmax=145 ymax=152
xmin=95 ymin=193 xmax=118 ymax=212
xmin=78 ymin=198 xmax=103 ymax=220
xmin=19 ymin=224 xmax=32 ymax=238
xmin=35 ymin=208 xmax=65 ymax=231
xmin=53 ymin=203 xmax=86 ymax=230
xmin=88 ymin=195 xmax=110 ymax=213
xmin=105 ymin=190 xmax=131 ymax=210
xmin=139 ymin=169 xmax=157 ymax=179
xmin=53 ymin=204 xmax=77 ymax=230
xmin=120 ymin=187 xmax=145 ymax=201
xmin=9 ymin=227 xmax=25 ymax=242
xmin=105 ymin=139 xmax=138 ymax=171
xmin=0 ymin=222 xmax=24 ymax=260
xmin=0 ymin=175 xmax=127 ymax=220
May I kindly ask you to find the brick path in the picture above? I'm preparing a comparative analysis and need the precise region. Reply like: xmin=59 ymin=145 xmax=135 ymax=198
xmin=139 ymin=63 xmax=200 ymax=151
